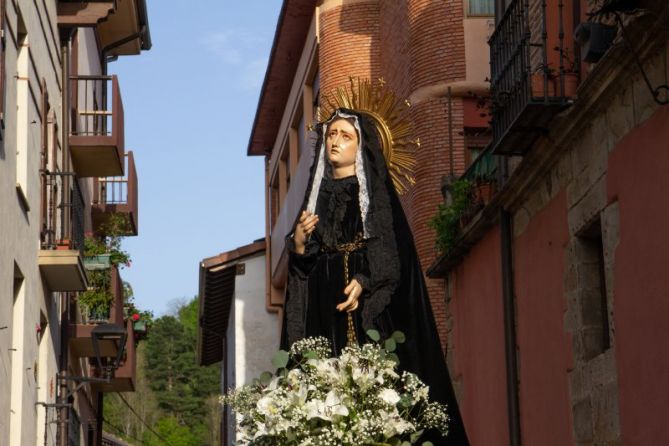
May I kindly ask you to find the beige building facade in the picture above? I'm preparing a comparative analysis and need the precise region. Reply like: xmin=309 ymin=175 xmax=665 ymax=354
xmin=0 ymin=1 xmax=150 ymax=445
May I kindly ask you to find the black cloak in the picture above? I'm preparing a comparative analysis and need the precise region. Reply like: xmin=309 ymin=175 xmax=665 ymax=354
xmin=281 ymin=109 xmax=469 ymax=445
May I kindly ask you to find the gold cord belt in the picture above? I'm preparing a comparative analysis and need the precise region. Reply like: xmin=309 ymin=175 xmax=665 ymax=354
xmin=334 ymin=235 xmax=366 ymax=347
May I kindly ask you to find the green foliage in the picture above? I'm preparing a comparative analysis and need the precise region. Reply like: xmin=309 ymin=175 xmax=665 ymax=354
xmin=79 ymin=269 xmax=113 ymax=321
xmin=428 ymin=179 xmax=474 ymax=254
xmin=142 ymin=416 xmax=200 ymax=446
xmin=105 ymin=297 xmax=221 ymax=446
xmin=143 ymin=297 xmax=220 ymax=440
xmin=85 ymin=213 xmax=131 ymax=267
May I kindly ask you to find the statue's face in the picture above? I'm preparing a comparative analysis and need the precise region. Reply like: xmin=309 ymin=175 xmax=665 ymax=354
xmin=326 ymin=118 xmax=359 ymax=169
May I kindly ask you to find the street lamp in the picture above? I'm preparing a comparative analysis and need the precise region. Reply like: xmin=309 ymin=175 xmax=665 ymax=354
xmin=91 ymin=323 xmax=127 ymax=382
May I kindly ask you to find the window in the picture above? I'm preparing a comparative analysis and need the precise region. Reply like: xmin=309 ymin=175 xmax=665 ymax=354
xmin=470 ymin=0 xmax=494 ymax=16
xmin=576 ymin=218 xmax=611 ymax=359
xmin=15 ymin=13 xmax=29 ymax=210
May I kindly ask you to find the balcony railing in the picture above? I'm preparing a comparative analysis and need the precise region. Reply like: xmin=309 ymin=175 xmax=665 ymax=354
xmin=41 ymin=171 xmax=85 ymax=255
xmin=70 ymin=265 xmax=125 ymax=357
xmin=38 ymin=172 xmax=87 ymax=292
xmin=490 ymin=0 xmax=579 ymax=155
xmin=70 ymin=75 xmax=125 ymax=177
xmin=92 ymin=151 xmax=139 ymax=236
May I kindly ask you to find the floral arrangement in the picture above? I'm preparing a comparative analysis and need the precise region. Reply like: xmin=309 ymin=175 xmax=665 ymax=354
xmin=222 ymin=331 xmax=449 ymax=446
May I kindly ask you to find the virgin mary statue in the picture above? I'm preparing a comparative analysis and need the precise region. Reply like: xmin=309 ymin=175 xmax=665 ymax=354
xmin=281 ymin=107 xmax=469 ymax=445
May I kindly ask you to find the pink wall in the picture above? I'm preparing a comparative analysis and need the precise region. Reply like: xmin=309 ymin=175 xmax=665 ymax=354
xmin=452 ymin=227 xmax=509 ymax=446
xmin=607 ymin=105 xmax=669 ymax=445
xmin=514 ymin=190 xmax=575 ymax=445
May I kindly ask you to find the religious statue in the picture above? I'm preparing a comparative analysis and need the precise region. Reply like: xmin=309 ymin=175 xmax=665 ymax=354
xmin=281 ymin=80 xmax=469 ymax=444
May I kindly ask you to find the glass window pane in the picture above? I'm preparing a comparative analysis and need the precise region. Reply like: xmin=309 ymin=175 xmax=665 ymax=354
xmin=469 ymin=0 xmax=494 ymax=15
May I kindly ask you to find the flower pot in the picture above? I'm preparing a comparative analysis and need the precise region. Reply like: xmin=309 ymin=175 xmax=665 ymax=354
xmin=559 ymin=72 xmax=579 ymax=97
xmin=83 ymin=254 xmax=112 ymax=271
xmin=80 ymin=304 xmax=111 ymax=324
xmin=133 ymin=320 xmax=147 ymax=333
xmin=474 ymin=182 xmax=496 ymax=205
xmin=531 ymin=73 xmax=556 ymax=98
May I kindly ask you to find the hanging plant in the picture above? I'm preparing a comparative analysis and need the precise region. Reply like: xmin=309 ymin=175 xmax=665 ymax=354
xmin=429 ymin=179 xmax=474 ymax=255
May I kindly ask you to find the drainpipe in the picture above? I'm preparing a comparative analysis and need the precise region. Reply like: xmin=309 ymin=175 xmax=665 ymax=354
xmin=101 ymin=27 xmax=147 ymax=72
xmin=57 ymin=28 xmax=73 ymax=446
xmin=500 ymin=205 xmax=522 ymax=446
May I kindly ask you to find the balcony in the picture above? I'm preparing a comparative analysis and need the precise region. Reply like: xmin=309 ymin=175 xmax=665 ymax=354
xmin=91 ymin=319 xmax=136 ymax=392
xmin=57 ymin=1 xmax=152 ymax=57
xmin=70 ymin=75 xmax=125 ymax=177
xmin=92 ymin=151 xmax=139 ymax=236
xmin=38 ymin=172 xmax=87 ymax=292
xmin=489 ymin=0 xmax=580 ymax=155
xmin=69 ymin=264 xmax=125 ymax=358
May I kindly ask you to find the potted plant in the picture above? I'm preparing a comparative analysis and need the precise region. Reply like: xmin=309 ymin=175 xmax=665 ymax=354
xmin=473 ymin=173 xmax=496 ymax=206
xmin=79 ymin=214 xmax=132 ymax=324
xmin=429 ymin=179 xmax=473 ymax=254
xmin=79 ymin=269 xmax=113 ymax=323
xmin=553 ymin=46 xmax=580 ymax=97
xmin=531 ymin=64 xmax=556 ymax=98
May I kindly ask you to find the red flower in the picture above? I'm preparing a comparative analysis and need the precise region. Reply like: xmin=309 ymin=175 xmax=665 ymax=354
xmin=132 ymin=313 xmax=140 ymax=321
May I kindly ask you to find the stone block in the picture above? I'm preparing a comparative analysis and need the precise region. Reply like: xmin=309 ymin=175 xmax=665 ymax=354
xmin=564 ymin=264 xmax=578 ymax=293
xmin=573 ymin=397 xmax=594 ymax=443
xmin=578 ymin=262 xmax=603 ymax=292
xmin=579 ymin=288 xmax=606 ymax=327
xmin=569 ymin=366 xmax=587 ymax=401
xmin=553 ymin=152 xmax=573 ymax=192
xmin=600 ymin=202 xmax=620 ymax=337
xmin=581 ymin=326 xmax=606 ymax=361
xmin=593 ymin=383 xmax=621 ymax=442
xmin=606 ymin=86 xmax=635 ymax=150
xmin=568 ymin=176 xmax=607 ymax=236
xmin=632 ymin=50 xmax=665 ymax=126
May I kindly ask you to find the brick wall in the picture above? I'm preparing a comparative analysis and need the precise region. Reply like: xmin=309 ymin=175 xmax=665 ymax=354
xmin=318 ymin=0 xmax=470 ymax=353
xmin=319 ymin=1 xmax=381 ymax=97
xmin=406 ymin=0 xmax=467 ymax=350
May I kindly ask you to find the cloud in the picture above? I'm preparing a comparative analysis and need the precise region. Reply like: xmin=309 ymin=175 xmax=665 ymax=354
xmin=201 ymin=29 xmax=270 ymax=91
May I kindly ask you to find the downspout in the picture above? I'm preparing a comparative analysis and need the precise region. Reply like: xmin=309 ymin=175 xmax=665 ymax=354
xmin=57 ymin=28 xmax=73 ymax=446
xmin=101 ymin=27 xmax=147 ymax=71
xmin=500 ymin=205 xmax=521 ymax=446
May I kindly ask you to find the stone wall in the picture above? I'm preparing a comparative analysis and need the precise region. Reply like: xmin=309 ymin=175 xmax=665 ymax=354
xmin=512 ymin=30 xmax=669 ymax=446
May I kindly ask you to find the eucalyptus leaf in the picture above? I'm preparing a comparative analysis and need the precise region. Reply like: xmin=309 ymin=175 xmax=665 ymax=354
xmin=387 ymin=352 xmax=400 ymax=364
xmin=259 ymin=371 xmax=273 ymax=385
xmin=410 ymin=429 xmax=424 ymax=442
xmin=303 ymin=351 xmax=318 ymax=360
xmin=272 ymin=350 xmax=290 ymax=369
xmin=385 ymin=338 xmax=397 ymax=352
xmin=422 ymin=442 xmax=434 ymax=446
xmin=367 ymin=329 xmax=381 ymax=342
xmin=392 ymin=330 xmax=406 ymax=343
xmin=401 ymin=442 xmax=411 ymax=446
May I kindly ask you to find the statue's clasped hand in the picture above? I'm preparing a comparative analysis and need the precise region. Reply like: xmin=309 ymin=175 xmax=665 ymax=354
xmin=337 ymin=278 xmax=362 ymax=313
xmin=294 ymin=210 xmax=319 ymax=255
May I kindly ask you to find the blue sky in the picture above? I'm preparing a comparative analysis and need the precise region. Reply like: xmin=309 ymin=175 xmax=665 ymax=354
xmin=108 ymin=1 xmax=282 ymax=315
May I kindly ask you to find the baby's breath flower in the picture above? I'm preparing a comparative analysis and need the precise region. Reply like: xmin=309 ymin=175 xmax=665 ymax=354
xmin=222 ymin=334 xmax=449 ymax=445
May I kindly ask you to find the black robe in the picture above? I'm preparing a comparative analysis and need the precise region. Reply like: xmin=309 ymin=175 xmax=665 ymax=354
xmin=281 ymin=109 xmax=469 ymax=445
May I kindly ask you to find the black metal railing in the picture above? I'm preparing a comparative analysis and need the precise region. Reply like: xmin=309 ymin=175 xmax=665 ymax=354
xmin=462 ymin=146 xmax=498 ymax=185
xmin=489 ymin=0 xmax=577 ymax=154
xmin=41 ymin=172 xmax=85 ymax=256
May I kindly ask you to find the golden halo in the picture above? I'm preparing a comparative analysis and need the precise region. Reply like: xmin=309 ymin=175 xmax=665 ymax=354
xmin=319 ymin=77 xmax=418 ymax=195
